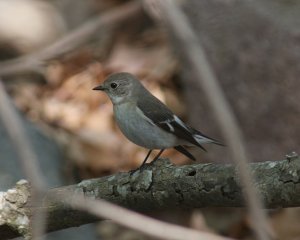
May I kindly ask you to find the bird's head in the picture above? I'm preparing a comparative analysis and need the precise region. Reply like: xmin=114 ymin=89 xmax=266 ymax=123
xmin=93 ymin=72 xmax=140 ymax=105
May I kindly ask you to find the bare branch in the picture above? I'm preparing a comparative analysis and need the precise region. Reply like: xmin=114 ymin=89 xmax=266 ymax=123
xmin=2 ymin=155 xmax=300 ymax=239
xmin=0 ymin=81 xmax=45 ymax=190
xmin=0 ymin=175 xmax=234 ymax=240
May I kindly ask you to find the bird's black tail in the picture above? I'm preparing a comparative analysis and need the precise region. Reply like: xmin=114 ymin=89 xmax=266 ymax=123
xmin=174 ymin=145 xmax=196 ymax=161
xmin=192 ymin=129 xmax=225 ymax=147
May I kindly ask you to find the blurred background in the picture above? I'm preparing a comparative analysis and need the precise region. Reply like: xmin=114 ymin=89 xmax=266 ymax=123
xmin=0 ymin=0 xmax=299 ymax=239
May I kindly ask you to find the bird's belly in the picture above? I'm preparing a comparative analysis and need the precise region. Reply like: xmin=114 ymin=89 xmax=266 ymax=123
xmin=114 ymin=105 xmax=177 ymax=149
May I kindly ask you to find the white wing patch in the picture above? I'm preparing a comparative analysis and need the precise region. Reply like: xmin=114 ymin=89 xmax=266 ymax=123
xmin=159 ymin=114 xmax=190 ymax=133
xmin=194 ymin=134 xmax=213 ymax=144
xmin=166 ymin=122 xmax=174 ymax=132
xmin=158 ymin=117 xmax=175 ymax=132
xmin=173 ymin=115 xmax=190 ymax=131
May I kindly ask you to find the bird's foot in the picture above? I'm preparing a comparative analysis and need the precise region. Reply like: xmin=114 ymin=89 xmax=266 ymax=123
xmin=129 ymin=157 xmax=163 ymax=175
xmin=129 ymin=164 xmax=148 ymax=176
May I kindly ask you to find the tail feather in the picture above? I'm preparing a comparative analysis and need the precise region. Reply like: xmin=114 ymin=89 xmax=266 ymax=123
xmin=174 ymin=145 xmax=198 ymax=160
xmin=192 ymin=129 xmax=225 ymax=147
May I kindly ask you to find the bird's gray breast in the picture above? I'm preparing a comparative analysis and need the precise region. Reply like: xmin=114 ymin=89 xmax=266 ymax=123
xmin=113 ymin=103 xmax=177 ymax=149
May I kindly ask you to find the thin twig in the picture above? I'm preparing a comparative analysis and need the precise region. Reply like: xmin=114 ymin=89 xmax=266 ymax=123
xmin=54 ymin=192 xmax=232 ymax=240
xmin=0 ymin=1 xmax=141 ymax=77
xmin=144 ymin=1 xmax=272 ymax=240
xmin=0 ymin=80 xmax=47 ymax=239
xmin=0 ymin=83 xmax=45 ymax=189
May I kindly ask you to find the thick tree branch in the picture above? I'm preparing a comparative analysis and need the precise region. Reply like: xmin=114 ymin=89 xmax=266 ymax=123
xmin=1 ymin=154 xmax=299 ymax=238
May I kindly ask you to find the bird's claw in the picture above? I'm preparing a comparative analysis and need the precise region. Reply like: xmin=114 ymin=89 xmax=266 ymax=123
xmin=129 ymin=164 xmax=147 ymax=176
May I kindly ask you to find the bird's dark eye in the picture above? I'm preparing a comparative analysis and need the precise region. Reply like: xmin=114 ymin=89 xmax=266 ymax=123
xmin=110 ymin=82 xmax=118 ymax=89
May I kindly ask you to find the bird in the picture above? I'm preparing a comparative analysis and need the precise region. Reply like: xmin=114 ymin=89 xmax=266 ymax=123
xmin=93 ymin=72 xmax=223 ymax=169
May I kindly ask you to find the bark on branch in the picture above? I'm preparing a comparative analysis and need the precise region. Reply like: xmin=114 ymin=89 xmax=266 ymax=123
xmin=1 ymin=154 xmax=299 ymax=239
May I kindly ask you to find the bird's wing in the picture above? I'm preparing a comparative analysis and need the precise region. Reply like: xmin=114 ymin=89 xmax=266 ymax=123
xmin=136 ymin=95 xmax=206 ymax=150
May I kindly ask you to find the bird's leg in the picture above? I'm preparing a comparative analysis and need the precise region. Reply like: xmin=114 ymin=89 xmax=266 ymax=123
xmin=130 ymin=149 xmax=164 ymax=175
xmin=129 ymin=150 xmax=152 ymax=175
xmin=151 ymin=149 xmax=164 ymax=163
xmin=139 ymin=149 xmax=153 ymax=168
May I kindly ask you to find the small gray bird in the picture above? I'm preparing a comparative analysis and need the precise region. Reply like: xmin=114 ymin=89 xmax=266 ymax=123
xmin=93 ymin=72 xmax=223 ymax=168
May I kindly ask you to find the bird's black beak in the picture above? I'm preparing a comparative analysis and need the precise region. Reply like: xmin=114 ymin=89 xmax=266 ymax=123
xmin=93 ymin=85 xmax=106 ymax=91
